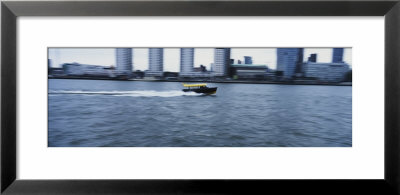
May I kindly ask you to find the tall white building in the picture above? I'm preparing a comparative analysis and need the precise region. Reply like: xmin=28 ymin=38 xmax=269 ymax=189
xmin=180 ymin=48 xmax=194 ymax=76
xmin=49 ymin=48 xmax=62 ymax=68
xmin=213 ymin=48 xmax=231 ymax=77
xmin=116 ymin=48 xmax=133 ymax=75
xmin=147 ymin=48 xmax=164 ymax=77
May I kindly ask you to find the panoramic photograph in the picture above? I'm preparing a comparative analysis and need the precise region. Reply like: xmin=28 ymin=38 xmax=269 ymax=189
xmin=48 ymin=47 xmax=352 ymax=147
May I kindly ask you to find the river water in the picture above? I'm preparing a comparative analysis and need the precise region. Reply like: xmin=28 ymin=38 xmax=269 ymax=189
xmin=48 ymin=79 xmax=352 ymax=147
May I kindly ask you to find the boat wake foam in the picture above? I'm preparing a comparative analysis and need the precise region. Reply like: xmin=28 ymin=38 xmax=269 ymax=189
xmin=48 ymin=90 xmax=201 ymax=97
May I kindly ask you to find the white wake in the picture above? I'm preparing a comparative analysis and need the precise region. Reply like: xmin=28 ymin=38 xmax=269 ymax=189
xmin=49 ymin=90 xmax=200 ymax=97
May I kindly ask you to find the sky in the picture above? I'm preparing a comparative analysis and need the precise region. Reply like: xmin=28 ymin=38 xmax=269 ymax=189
xmin=48 ymin=48 xmax=352 ymax=72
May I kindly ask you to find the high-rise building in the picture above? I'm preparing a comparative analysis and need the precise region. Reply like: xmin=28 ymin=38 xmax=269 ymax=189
xmin=308 ymin=53 xmax=317 ymax=62
xmin=213 ymin=48 xmax=231 ymax=77
xmin=332 ymin=48 xmax=344 ymax=63
xmin=48 ymin=59 xmax=52 ymax=74
xmin=116 ymin=48 xmax=133 ymax=75
xmin=294 ymin=48 xmax=304 ymax=75
xmin=277 ymin=48 xmax=304 ymax=78
xmin=180 ymin=48 xmax=195 ymax=76
xmin=244 ymin=56 xmax=253 ymax=64
xmin=147 ymin=48 xmax=164 ymax=76
xmin=50 ymin=48 xmax=61 ymax=68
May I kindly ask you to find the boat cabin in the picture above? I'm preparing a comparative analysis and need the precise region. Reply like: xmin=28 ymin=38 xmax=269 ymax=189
xmin=182 ymin=83 xmax=208 ymax=89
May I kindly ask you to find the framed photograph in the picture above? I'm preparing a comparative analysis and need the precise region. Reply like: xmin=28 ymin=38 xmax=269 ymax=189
xmin=47 ymin=47 xmax=353 ymax=147
xmin=2 ymin=0 xmax=399 ymax=194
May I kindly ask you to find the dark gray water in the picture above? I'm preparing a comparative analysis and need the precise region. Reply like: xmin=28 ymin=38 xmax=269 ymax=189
xmin=48 ymin=79 xmax=352 ymax=147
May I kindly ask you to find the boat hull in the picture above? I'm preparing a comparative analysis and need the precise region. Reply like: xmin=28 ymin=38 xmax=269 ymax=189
xmin=182 ymin=87 xmax=217 ymax=94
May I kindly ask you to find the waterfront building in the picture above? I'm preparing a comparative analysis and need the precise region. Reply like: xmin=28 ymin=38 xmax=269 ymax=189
xmin=147 ymin=48 xmax=164 ymax=77
xmin=50 ymin=48 xmax=62 ymax=68
xmin=132 ymin=70 xmax=145 ymax=79
xmin=231 ymin=64 xmax=268 ymax=80
xmin=48 ymin=59 xmax=52 ymax=74
xmin=213 ymin=48 xmax=231 ymax=77
xmin=304 ymin=62 xmax=349 ymax=82
xmin=62 ymin=63 xmax=116 ymax=77
xmin=276 ymin=48 xmax=304 ymax=79
xmin=116 ymin=48 xmax=133 ymax=76
xmin=193 ymin=65 xmax=207 ymax=72
xmin=308 ymin=53 xmax=317 ymax=62
xmin=48 ymin=59 xmax=64 ymax=76
xmin=179 ymin=71 xmax=212 ymax=78
xmin=164 ymin=71 xmax=179 ymax=78
xmin=244 ymin=56 xmax=253 ymax=64
xmin=332 ymin=48 xmax=344 ymax=63
xmin=180 ymin=48 xmax=195 ymax=76
xmin=294 ymin=48 xmax=304 ymax=75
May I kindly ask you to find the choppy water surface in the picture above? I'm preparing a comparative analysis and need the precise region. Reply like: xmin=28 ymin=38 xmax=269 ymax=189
xmin=48 ymin=79 xmax=352 ymax=147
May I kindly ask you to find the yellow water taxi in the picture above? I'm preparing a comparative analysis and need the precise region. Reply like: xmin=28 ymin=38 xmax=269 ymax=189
xmin=182 ymin=83 xmax=217 ymax=95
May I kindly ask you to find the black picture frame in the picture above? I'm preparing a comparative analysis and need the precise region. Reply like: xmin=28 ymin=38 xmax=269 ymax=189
xmin=2 ymin=0 xmax=400 ymax=194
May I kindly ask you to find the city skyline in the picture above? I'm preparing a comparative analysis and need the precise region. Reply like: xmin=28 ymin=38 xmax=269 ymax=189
xmin=48 ymin=48 xmax=352 ymax=72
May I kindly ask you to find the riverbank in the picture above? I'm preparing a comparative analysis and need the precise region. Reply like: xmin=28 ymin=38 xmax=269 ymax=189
xmin=48 ymin=76 xmax=352 ymax=86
